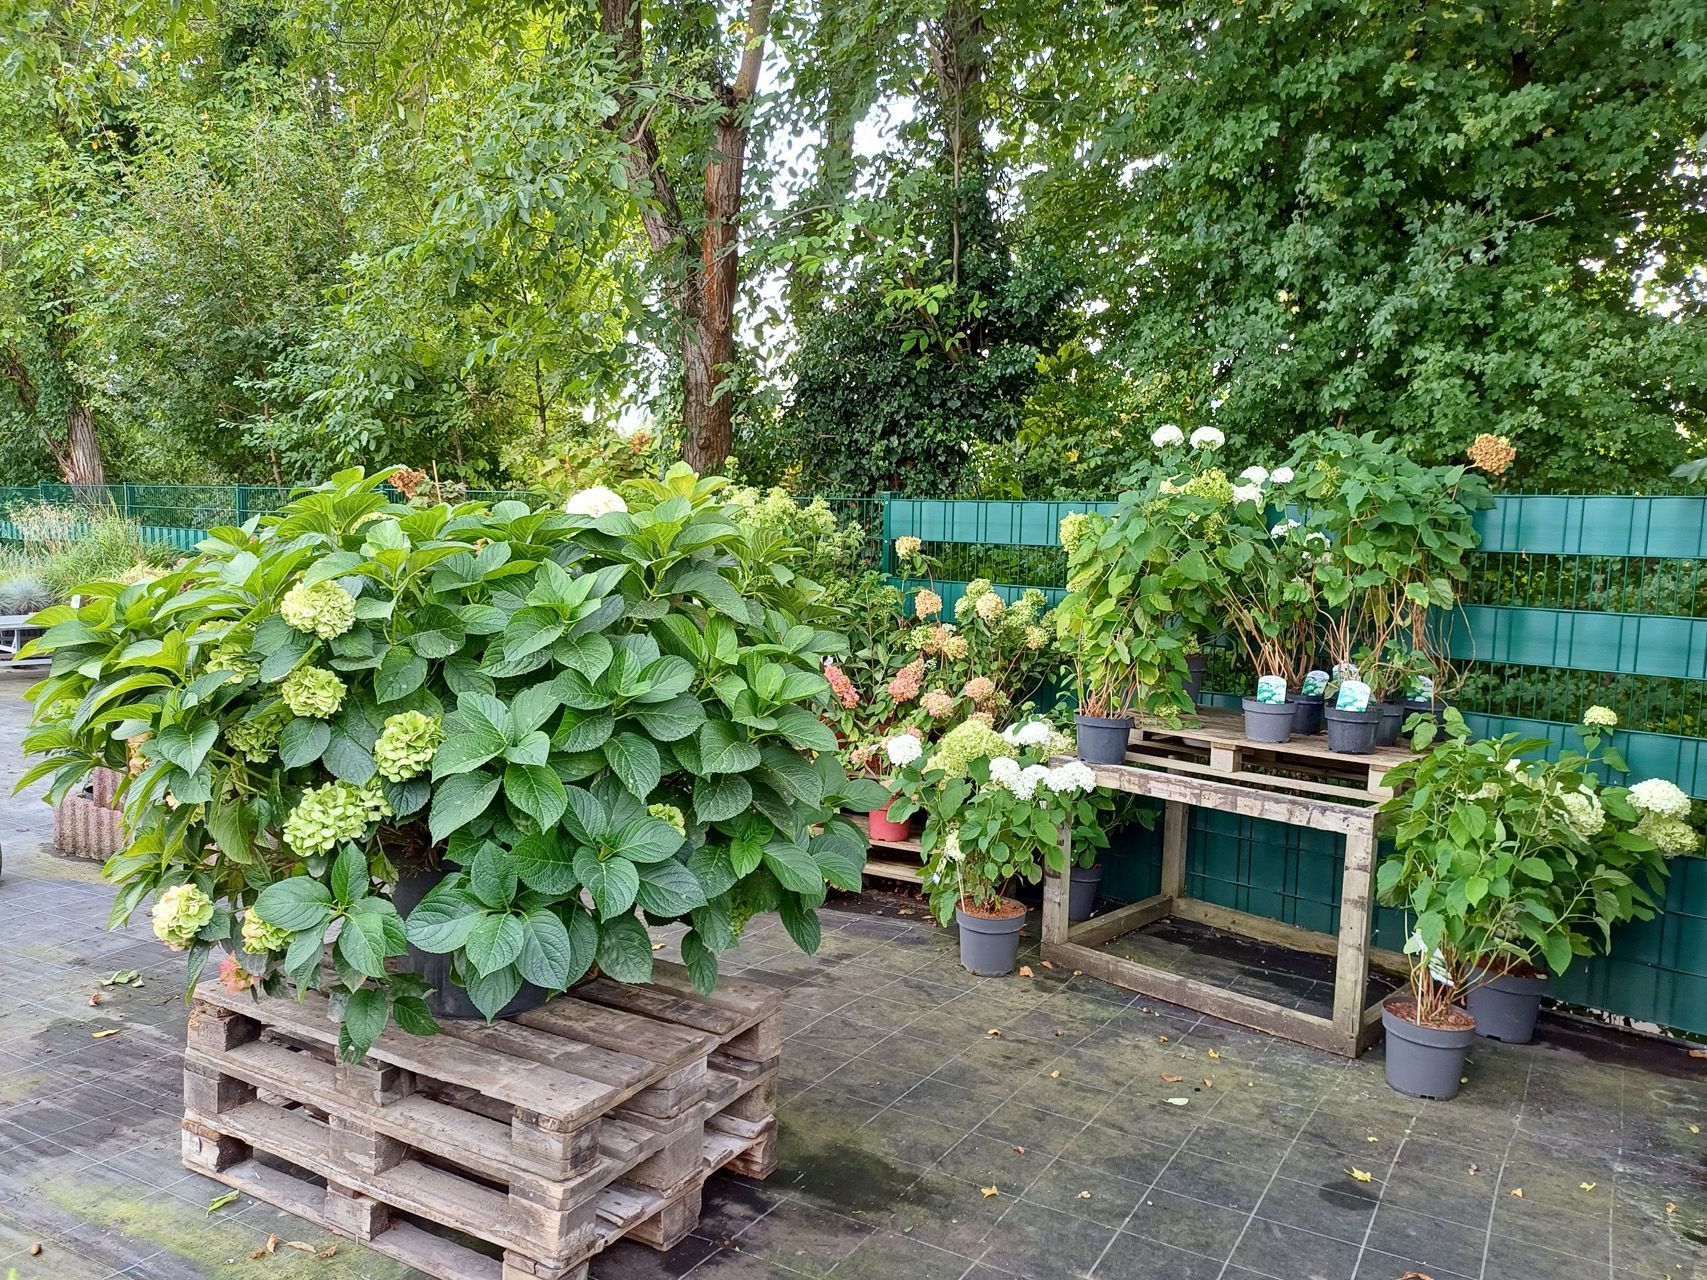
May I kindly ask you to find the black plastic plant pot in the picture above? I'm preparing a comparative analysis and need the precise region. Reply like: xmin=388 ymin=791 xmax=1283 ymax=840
xmin=1288 ymin=693 xmax=1325 ymax=735
xmin=1466 ymin=970 xmax=1549 ymax=1044
xmin=1323 ymin=705 xmax=1380 ymax=755
xmin=1373 ymin=701 xmax=1406 ymax=747
xmin=1183 ymin=654 xmax=1208 ymax=707
xmin=1403 ymin=699 xmax=1450 ymax=745
xmin=1382 ymin=999 xmax=1475 ymax=1100
xmin=393 ymin=871 xmax=548 ymax=1020
xmin=1067 ymin=863 xmax=1103 ymax=923
xmin=1241 ymin=697 xmax=1295 ymax=744
xmin=1075 ymin=712 xmax=1133 ymax=765
xmin=957 ymin=904 xmax=1026 ymax=976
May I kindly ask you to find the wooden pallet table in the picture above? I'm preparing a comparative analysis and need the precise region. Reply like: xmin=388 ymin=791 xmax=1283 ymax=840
xmin=1042 ymin=720 xmax=1416 ymax=1058
xmin=850 ymin=811 xmax=924 ymax=885
xmin=182 ymin=961 xmax=781 ymax=1280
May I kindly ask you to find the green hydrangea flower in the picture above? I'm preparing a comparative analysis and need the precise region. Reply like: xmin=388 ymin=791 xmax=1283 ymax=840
xmin=374 ymin=711 xmax=443 ymax=782
xmin=648 ymin=803 xmax=687 ymax=836
xmin=225 ymin=703 xmax=289 ymax=763
xmin=281 ymin=666 xmax=345 ymax=719
xmin=1058 ymin=512 xmax=1091 ymax=555
xmin=205 ymin=637 xmax=257 ymax=682
xmin=241 ymin=906 xmax=293 ymax=954
xmin=151 ymin=883 xmax=215 ymax=951
xmin=358 ymin=779 xmax=394 ymax=823
xmin=280 ymin=578 xmax=357 ymax=640
xmin=283 ymin=780 xmax=373 ymax=855
xmin=933 ymin=720 xmax=1015 ymax=775
xmin=1637 ymin=813 xmax=1701 ymax=856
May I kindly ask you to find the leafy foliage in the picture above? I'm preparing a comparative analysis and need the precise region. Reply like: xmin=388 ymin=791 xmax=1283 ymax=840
xmin=19 ymin=467 xmax=882 ymax=1060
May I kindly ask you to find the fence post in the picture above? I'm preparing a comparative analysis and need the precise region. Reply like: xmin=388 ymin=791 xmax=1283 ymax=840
xmin=879 ymin=493 xmax=894 ymax=577
xmin=122 ymin=483 xmax=133 ymax=519
xmin=235 ymin=485 xmax=248 ymax=527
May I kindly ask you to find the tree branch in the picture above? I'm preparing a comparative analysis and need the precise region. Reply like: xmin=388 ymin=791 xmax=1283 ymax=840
xmin=597 ymin=0 xmax=687 ymax=257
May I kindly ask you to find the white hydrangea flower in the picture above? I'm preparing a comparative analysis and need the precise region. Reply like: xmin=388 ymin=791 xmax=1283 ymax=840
xmin=1629 ymin=778 xmax=1691 ymax=819
xmin=1582 ymin=705 xmax=1618 ymax=730
xmin=989 ymin=756 xmax=1023 ymax=792
xmin=1271 ymin=466 xmax=1295 ymax=484
xmin=1238 ymin=466 xmax=1269 ymax=486
xmin=1045 ymin=761 xmax=1097 ymax=794
xmin=1558 ymin=790 xmax=1606 ymax=838
xmin=1270 ymin=518 xmax=1300 ymax=538
xmin=884 ymin=734 xmax=923 ymax=768
xmin=564 ymin=486 xmax=628 ymax=517
xmin=1001 ymin=720 xmax=1054 ymax=748
xmin=1231 ymin=482 xmax=1263 ymax=504
xmin=944 ymin=828 xmax=965 ymax=862
xmin=1151 ymin=424 xmax=1185 ymax=448
xmin=1189 ymin=426 xmax=1225 ymax=450
xmin=1013 ymin=764 xmax=1052 ymax=801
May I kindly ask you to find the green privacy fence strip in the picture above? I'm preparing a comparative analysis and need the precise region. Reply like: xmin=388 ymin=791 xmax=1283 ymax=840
xmin=1470 ymin=495 xmax=1707 ymax=558
xmin=1445 ymin=605 xmax=1707 ymax=681
xmin=886 ymin=498 xmax=1115 ymax=547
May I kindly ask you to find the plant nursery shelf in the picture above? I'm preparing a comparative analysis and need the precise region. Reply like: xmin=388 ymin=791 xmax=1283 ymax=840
xmin=851 ymin=811 xmax=925 ymax=884
xmin=1044 ymin=751 xmax=1413 ymax=1058
xmin=1125 ymin=709 xmax=1414 ymax=802
xmin=182 ymin=962 xmax=782 ymax=1280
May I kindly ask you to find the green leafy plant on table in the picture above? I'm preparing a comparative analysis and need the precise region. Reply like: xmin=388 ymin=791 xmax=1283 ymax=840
xmin=1376 ymin=708 xmax=1673 ymax=1026
xmin=18 ymin=467 xmax=887 ymax=1060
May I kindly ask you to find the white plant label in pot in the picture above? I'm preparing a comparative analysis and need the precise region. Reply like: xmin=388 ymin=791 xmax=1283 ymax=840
xmin=1255 ymin=674 xmax=1287 ymax=704
xmin=1301 ymin=669 xmax=1329 ymax=696
xmin=1336 ymin=679 xmax=1371 ymax=712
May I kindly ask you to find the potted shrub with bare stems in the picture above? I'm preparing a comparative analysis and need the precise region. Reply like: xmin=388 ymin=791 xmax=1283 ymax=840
xmin=1376 ymin=710 xmax=1672 ymax=1091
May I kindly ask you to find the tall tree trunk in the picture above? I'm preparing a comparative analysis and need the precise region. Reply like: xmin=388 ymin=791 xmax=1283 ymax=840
xmin=599 ymin=0 xmax=771 ymax=475
xmin=64 ymin=400 xmax=104 ymax=485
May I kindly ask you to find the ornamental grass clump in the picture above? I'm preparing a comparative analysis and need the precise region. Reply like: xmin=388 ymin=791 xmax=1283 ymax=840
xmin=19 ymin=466 xmax=887 ymax=1060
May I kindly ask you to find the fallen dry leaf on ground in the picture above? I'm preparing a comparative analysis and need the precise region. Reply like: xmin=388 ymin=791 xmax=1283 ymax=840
xmin=250 ymin=1234 xmax=280 ymax=1258
xmin=1018 ymin=965 xmax=1034 ymax=978
xmin=986 ymin=1028 xmax=1002 ymax=1037
xmin=1049 ymin=1070 xmax=1061 ymax=1079
xmin=1165 ymin=1097 xmax=1189 ymax=1107
xmin=1366 ymin=1136 xmax=1379 ymax=1143
xmin=1201 ymin=1078 xmax=1213 ymax=1088
xmin=1041 ymin=961 xmax=1054 ymax=970
xmin=1010 ymin=1146 xmax=1025 ymax=1155
xmin=87 ymin=993 xmax=102 ymax=1006
xmin=1348 ymin=1168 xmax=1373 ymax=1183
xmin=1467 ymin=1163 xmax=1480 ymax=1176
xmin=1053 ymin=1029 xmax=1066 ymax=1037
xmin=1667 ymin=1203 xmax=1677 ymax=1214
xmin=1579 ymin=1182 xmax=1597 ymax=1192
xmin=650 ymin=942 xmax=666 ymax=951
xmin=1077 ymin=1191 xmax=1091 ymax=1199
xmin=1688 ymin=1049 xmax=1705 ymax=1059
xmin=980 ymin=1186 xmax=999 ymax=1198
xmin=91 ymin=1029 xmax=120 ymax=1039
xmin=1509 ymin=1189 xmax=1523 ymax=1198
xmin=1157 ymin=1035 xmax=1169 ymax=1043
xmin=1207 ymin=1049 xmax=1221 ymax=1060
xmin=1689 ymin=1124 xmax=1700 ymax=1135
xmin=28 ymin=1244 xmax=41 ymax=1257
xmin=1072 ymin=969 xmax=1082 ymax=976
xmin=1161 ymin=1074 xmax=1184 ymax=1083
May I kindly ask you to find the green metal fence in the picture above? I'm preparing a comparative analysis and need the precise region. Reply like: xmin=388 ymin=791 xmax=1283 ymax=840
xmin=4 ymin=481 xmax=1704 ymax=1034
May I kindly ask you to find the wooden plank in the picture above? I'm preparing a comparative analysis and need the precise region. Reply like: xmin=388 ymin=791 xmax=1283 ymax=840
xmin=434 ymin=1018 xmax=664 ymax=1092
xmin=864 ymin=858 xmax=923 ymax=885
xmin=1066 ymin=892 xmax=1172 ymax=949
xmin=644 ymin=961 xmax=784 ymax=1023
xmin=1065 ymin=759 xmax=1375 ymax=835
xmin=195 ymin=984 xmax=616 ymax=1126
xmin=513 ymin=999 xmax=717 ymax=1069
xmin=1043 ymin=940 xmax=1356 ymax=1056
xmin=1166 ymin=900 xmax=1407 ymax=976
xmin=1331 ymin=826 xmax=1378 ymax=1047
xmin=1159 ymin=800 xmax=1187 ymax=900
xmin=1041 ymin=823 xmax=1070 ymax=948
xmin=574 ymin=979 xmax=747 ymax=1039
xmin=851 ymin=810 xmax=922 ymax=855
xmin=1130 ymin=708 xmax=1417 ymax=772
xmin=1121 ymin=748 xmax=1393 ymax=804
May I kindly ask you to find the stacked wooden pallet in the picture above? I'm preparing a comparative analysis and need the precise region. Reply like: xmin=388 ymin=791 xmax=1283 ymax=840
xmin=182 ymin=961 xmax=782 ymax=1280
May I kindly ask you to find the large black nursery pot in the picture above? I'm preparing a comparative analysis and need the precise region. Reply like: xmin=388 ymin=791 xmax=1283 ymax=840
xmin=957 ymin=901 xmax=1026 ymax=976
xmin=1067 ymin=863 xmax=1103 ymax=923
xmin=1466 ymin=969 xmax=1549 ymax=1044
xmin=393 ymin=870 xmax=549 ymax=1020
xmin=1075 ymin=712 xmax=1133 ymax=765
xmin=1382 ymin=998 xmax=1475 ymax=1100
xmin=1288 ymin=693 xmax=1325 ymax=735
xmin=1324 ymin=705 xmax=1379 ymax=755
xmin=1241 ymin=697 xmax=1294 ymax=744
xmin=1373 ymin=701 xmax=1406 ymax=747
xmin=1183 ymin=654 xmax=1208 ymax=707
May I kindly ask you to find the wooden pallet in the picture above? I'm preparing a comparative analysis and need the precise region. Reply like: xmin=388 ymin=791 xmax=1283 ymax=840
xmin=183 ymin=962 xmax=782 ymax=1280
xmin=848 ymin=811 xmax=924 ymax=885
xmin=1121 ymin=708 xmax=1416 ymax=803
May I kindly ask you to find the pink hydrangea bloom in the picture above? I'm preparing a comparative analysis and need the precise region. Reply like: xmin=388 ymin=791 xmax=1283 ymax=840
xmin=921 ymin=688 xmax=956 ymax=718
xmin=962 ymin=676 xmax=997 ymax=708
xmin=219 ymin=952 xmax=256 ymax=994
xmin=824 ymin=661 xmax=860 ymax=709
xmin=888 ymin=659 xmax=925 ymax=703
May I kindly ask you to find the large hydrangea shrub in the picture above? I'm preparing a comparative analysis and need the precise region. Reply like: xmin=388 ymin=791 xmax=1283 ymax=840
xmin=19 ymin=467 xmax=886 ymax=1059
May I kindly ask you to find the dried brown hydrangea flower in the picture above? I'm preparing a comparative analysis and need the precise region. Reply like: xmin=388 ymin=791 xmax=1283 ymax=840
xmin=1466 ymin=433 xmax=1517 ymax=476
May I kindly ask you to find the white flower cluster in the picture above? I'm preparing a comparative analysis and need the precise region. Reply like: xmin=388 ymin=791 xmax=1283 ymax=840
xmin=988 ymin=756 xmax=1097 ymax=800
xmin=1629 ymin=778 xmax=1690 ymax=819
xmin=1558 ymin=789 xmax=1606 ymax=838
xmin=884 ymin=734 xmax=923 ymax=768
xmin=1001 ymin=720 xmax=1054 ymax=748
xmin=1229 ymin=462 xmax=1292 ymax=507
xmin=1582 ymin=705 xmax=1619 ymax=730
xmin=1189 ymin=426 xmax=1224 ymax=451
xmin=564 ymin=486 xmax=627 ymax=518
xmin=1151 ymin=424 xmax=1185 ymax=448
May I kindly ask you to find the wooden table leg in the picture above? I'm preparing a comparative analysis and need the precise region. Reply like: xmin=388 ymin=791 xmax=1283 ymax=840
xmin=1331 ymin=821 xmax=1377 ymax=1053
xmin=1042 ymin=819 xmax=1072 ymax=948
xmin=1159 ymin=799 xmax=1187 ymax=902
